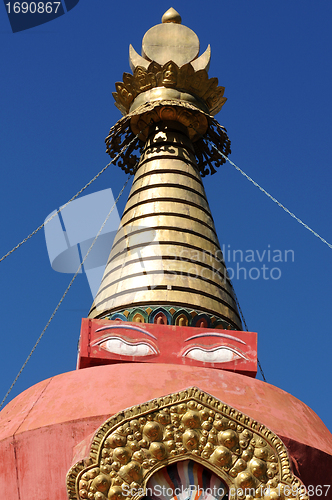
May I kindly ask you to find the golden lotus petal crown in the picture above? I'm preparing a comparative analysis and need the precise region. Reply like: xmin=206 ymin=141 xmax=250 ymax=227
xmin=113 ymin=10 xmax=226 ymax=117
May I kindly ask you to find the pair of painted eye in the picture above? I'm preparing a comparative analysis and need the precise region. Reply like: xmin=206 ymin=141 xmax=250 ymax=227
xmin=93 ymin=336 xmax=247 ymax=363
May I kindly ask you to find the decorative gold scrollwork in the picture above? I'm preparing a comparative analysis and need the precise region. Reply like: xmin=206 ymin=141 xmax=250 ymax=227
xmin=66 ymin=387 xmax=308 ymax=500
xmin=105 ymin=100 xmax=231 ymax=177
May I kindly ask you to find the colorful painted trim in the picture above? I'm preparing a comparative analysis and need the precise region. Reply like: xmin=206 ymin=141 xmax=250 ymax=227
xmin=102 ymin=305 xmax=236 ymax=330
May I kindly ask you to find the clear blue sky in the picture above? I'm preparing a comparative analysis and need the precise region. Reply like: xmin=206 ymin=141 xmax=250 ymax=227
xmin=1 ymin=1 xmax=332 ymax=435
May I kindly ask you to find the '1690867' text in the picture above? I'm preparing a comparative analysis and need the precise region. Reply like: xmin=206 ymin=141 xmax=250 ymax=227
xmin=5 ymin=2 xmax=61 ymax=14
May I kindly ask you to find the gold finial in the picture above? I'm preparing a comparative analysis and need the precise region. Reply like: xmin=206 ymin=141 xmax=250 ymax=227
xmin=162 ymin=7 xmax=182 ymax=24
xmin=118 ymin=10 xmax=224 ymax=117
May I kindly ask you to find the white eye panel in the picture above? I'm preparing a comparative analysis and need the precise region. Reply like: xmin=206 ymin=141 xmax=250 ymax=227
xmin=183 ymin=346 xmax=247 ymax=363
xmin=93 ymin=336 xmax=157 ymax=357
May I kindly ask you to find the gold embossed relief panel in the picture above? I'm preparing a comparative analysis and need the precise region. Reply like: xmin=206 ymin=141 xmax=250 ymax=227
xmin=67 ymin=388 xmax=308 ymax=500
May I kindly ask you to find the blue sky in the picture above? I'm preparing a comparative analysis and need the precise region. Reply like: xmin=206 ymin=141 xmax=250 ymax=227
xmin=1 ymin=0 xmax=332 ymax=436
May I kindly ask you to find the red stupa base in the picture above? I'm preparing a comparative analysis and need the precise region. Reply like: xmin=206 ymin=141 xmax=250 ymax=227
xmin=0 ymin=363 xmax=331 ymax=499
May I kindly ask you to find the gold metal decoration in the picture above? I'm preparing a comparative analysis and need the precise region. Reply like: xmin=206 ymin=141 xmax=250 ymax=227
xmin=108 ymin=9 xmax=231 ymax=178
xmin=66 ymin=388 xmax=308 ymax=500
xmin=113 ymin=62 xmax=226 ymax=117
xmin=105 ymin=100 xmax=231 ymax=177
xmin=161 ymin=7 xmax=182 ymax=25
xmin=129 ymin=100 xmax=208 ymax=141
xmin=123 ymin=8 xmax=221 ymax=117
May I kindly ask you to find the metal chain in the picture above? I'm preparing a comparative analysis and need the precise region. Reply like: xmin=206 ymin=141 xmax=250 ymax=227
xmin=0 ymin=133 xmax=140 ymax=264
xmin=257 ymin=359 xmax=267 ymax=383
xmin=189 ymin=124 xmax=269 ymax=381
xmin=206 ymin=138 xmax=332 ymax=251
xmin=190 ymin=123 xmax=332 ymax=382
xmin=0 ymin=175 xmax=132 ymax=411
xmin=210 ymin=136 xmax=271 ymax=382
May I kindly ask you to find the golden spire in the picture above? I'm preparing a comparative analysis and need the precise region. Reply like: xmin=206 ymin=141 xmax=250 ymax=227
xmin=88 ymin=10 xmax=242 ymax=330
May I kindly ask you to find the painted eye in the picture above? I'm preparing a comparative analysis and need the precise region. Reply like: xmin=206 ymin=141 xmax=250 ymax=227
xmin=93 ymin=336 xmax=157 ymax=357
xmin=182 ymin=346 xmax=247 ymax=363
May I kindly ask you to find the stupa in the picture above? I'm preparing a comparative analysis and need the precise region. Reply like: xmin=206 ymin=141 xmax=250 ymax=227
xmin=0 ymin=8 xmax=331 ymax=500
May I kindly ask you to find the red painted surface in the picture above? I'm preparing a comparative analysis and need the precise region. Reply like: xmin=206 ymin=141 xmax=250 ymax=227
xmin=0 ymin=363 xmax=331 ymax=499
xmin=78 ymin=318 xmax=257 ymax=377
